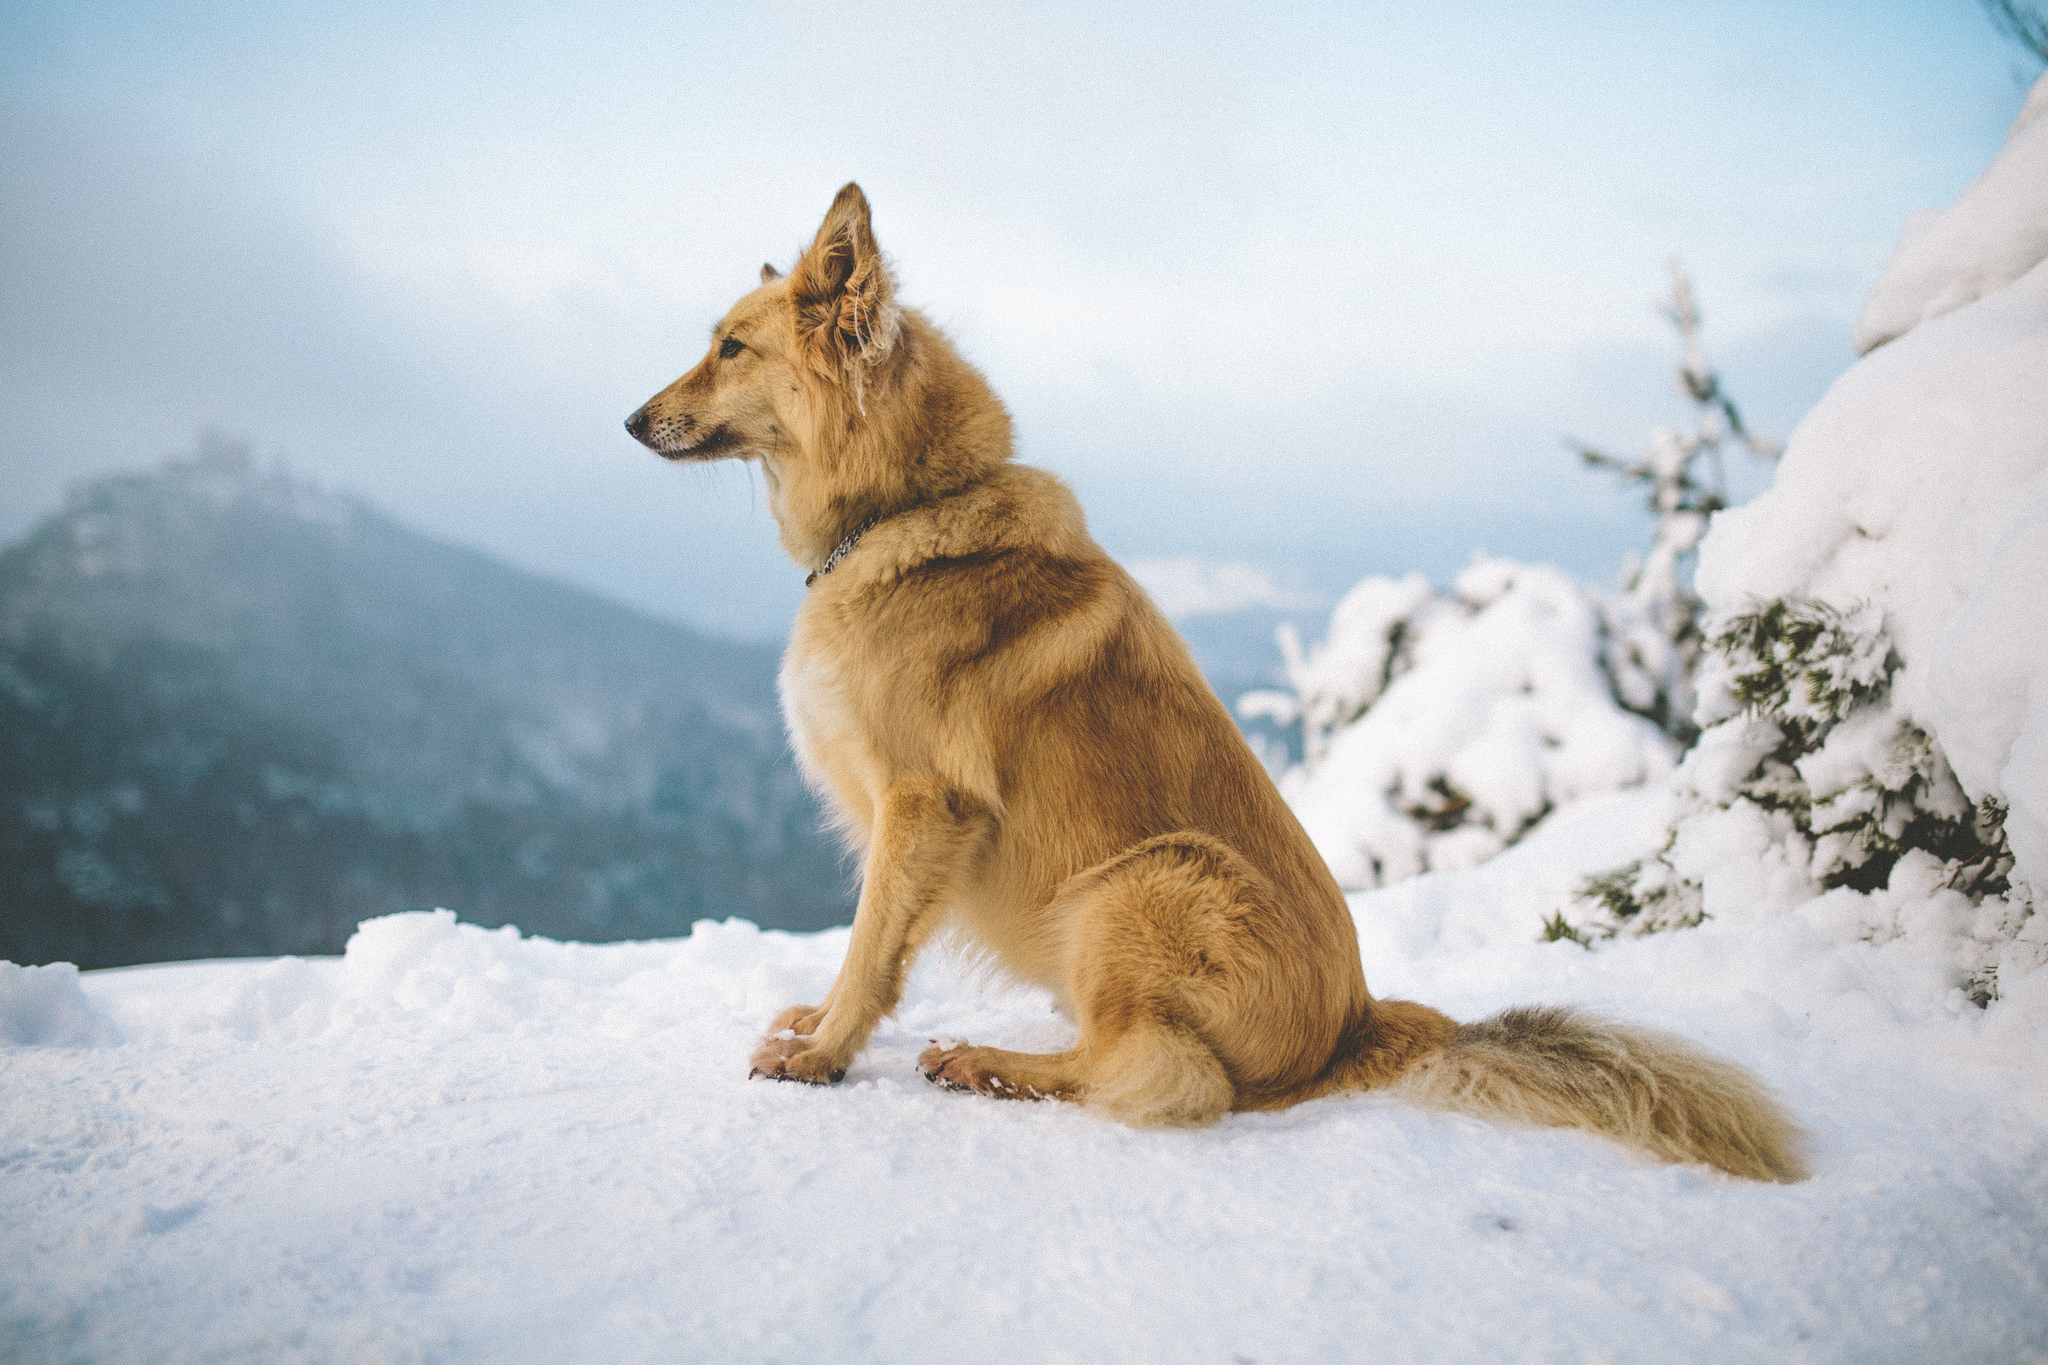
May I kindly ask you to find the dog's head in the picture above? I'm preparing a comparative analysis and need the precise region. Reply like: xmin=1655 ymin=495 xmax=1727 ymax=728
xmin=624 ymin=182 xmax=901 ymax=466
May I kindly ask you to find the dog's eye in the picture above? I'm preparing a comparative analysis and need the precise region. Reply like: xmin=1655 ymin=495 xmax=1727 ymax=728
xmin=719 ymin=337 xmax=745 ymax=360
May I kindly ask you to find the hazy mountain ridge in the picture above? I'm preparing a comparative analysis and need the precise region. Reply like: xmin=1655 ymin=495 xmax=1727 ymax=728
xmin=0 ymin=449 xmax=850 ymax=968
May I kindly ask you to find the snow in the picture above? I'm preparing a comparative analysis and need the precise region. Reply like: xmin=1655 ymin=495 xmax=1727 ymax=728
xmin=1246 ymin=559 xmax=1675 ymax=888
xmin=1852 ymin=72 xmax=2048 ymax=355
xmin=1925 ymin=480 xmax=2048 ymax=896
xmin=0 ymin=962 xmax=118 ymax=1048
xmin=6 ymin=800 xmax=2047 ymax=1363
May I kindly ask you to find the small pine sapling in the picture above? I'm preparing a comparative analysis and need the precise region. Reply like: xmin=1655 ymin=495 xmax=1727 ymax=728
xmin=1573 ymin=266 xmax=1780 ymax=745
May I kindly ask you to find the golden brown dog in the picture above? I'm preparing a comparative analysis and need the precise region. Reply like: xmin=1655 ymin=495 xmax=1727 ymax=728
xmin=626 ymin=184 xmax=1806 ymax=1181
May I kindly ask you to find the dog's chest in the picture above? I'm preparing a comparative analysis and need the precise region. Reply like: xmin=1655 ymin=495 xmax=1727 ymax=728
xmin=778 ymin=633 xmax=884 ymax=811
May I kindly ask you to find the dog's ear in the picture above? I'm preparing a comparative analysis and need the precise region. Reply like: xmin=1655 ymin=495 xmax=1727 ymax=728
xmin=789 ymin=182 xmax=899 ymax=377
xmin=760 ymin=262 xmax=781 ymax=284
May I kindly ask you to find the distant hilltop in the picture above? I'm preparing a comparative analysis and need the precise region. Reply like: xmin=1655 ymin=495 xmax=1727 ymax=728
xmin=0 ymin=443 xmax=850 ymax=969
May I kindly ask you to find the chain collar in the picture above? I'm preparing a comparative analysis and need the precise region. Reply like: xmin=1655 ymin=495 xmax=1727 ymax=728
xmin=805 ymin=513 xmax=883 ymax=588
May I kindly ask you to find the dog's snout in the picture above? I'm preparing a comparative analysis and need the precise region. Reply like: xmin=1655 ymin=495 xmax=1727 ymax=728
xmin=625 ymin=407 xmax=652 ymax=443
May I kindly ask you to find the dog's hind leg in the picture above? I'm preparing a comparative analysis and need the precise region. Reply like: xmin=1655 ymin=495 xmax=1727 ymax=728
xmin=920 ymin=1043 xmax=1084 ymax=1100
xmin=1057 ymin=835 xmax=1251 ymax=1126
xmin=921 ymin=833 xmax=1333 ymax=1127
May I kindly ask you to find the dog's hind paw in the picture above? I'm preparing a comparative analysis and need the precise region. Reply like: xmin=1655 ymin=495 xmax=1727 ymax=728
xmin=918 ymin=1043 xmax=1042 ymax=1100
xmin=921 ymin=1061 xmax=975 ymax=1093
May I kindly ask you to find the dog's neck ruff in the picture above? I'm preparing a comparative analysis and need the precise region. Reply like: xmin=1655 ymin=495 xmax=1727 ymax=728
xmin=805 ymin=513 xmax=883 ymax=588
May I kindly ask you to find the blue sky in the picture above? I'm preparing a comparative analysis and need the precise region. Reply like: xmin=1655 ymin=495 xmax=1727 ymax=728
xmin=1 ymin=1 xmax=2037 ymax=638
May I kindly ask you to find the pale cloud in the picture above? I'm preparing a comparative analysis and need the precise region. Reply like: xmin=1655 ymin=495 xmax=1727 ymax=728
xmin=1127 ymin=558 xmax=1321 ymax=620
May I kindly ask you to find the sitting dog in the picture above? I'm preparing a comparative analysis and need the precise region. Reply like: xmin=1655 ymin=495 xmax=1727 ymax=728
xmin=626 ymin=184 xmax=1805 ymax=1181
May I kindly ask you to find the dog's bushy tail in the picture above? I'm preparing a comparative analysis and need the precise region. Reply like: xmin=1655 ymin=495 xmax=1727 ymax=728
xmin=1391 ymin=1005 xmax=1809 ymax=1182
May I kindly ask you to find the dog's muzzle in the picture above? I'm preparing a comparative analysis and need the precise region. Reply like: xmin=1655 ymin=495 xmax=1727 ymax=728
xmin=626 ymin=406 xmax=741 ymax=461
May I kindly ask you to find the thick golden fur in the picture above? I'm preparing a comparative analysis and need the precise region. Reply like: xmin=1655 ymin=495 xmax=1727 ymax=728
xmin=626 ymin=184 xmax=1808 ymax=1181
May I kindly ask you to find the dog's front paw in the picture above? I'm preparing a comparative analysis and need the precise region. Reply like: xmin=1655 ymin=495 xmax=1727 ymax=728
xmin=767 ymin=1003 xmax=826 ymax=1036
xmin=749 ymin=1033 xmax=847 ymax=1085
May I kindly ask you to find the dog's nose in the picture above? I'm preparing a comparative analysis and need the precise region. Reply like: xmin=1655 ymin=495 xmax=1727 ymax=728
xmin=625 ymin=407 xmax=651 ymax=443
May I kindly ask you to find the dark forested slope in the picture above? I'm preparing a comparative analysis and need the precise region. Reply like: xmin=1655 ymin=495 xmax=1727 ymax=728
xmin=0 ymin=450 xmax=849 ymax=967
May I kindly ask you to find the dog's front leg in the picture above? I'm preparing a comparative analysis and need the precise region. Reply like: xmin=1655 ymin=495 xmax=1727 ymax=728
xmin=750 ymin=775 xmax=991 ymax=1085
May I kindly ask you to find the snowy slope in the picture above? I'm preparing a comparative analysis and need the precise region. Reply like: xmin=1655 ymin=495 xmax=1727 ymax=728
xmin=4 ymin=791 xmax=2045 ymax=1364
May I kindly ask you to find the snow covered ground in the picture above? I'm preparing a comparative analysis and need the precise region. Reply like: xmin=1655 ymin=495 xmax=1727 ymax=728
xmin=5 ymin=788 xmax=2044 ymax=1364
